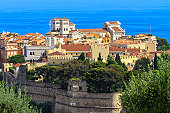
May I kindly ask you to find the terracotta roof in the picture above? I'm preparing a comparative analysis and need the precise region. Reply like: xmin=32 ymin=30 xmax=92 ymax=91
xmin=112 ymin=39 xmax=143 ymax=44
xmin=42 ymin=58 xmax=48 ymax=62
xmin=84 ymin=32 xmax=101 ymax=37
xmin=69 ymin=30 xmax=77 ymax=34
xmin=48 ymin=51 xmax=64 ymax=56
xmin=69 ymin=22 xmax=75 ymax=25
xmin=78 ymin=28 xmax=107 ymax=33
xmin=52 ymin=17 xmax=60 ymax=20
xmin=55 ymin=44 xmax=91 ymax=51
xmin=111 ymin=27 xmax=123 ymax=32
xmin=13 ymin=63 xmax=25 ymax=68
xmin=127 ymin=48 xmax=140 ymax=52
xmin=109 ymin=46 xmax=125 ymax=51
xmin=86 ymin=52 xmax=91 ymax=58
xmin=108 ymin=21 xmax=119 ymax=24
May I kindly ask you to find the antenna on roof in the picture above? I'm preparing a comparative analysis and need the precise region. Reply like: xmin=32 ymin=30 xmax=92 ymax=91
xmin=150 ymin=24 xmax=151 ymax=36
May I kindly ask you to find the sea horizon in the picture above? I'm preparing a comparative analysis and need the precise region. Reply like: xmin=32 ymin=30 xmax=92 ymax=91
xmin=0 ymin=8 xmax=170 ymax=42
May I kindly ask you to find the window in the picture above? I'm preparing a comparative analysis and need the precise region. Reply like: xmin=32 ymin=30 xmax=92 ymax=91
xmin=79 ymin=87 xmax=82 ymax=90
xmin=71 ymin=53 xmax=73 ymax=55
xmin=33 ymin=52 xmax=35 ymax=55
xmin=76 ymin=53 xmax=78 ymax=55
xmin=56 ymin=22 xmax=60 ymax=24
xmin=30 ymin=52 xmax=32 ymax=55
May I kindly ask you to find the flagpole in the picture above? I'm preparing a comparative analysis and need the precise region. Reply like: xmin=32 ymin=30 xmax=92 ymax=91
xmin=150 ymin=24 xmax=151 ymax=36
xmin=49 ymin=19 xmax=52 ymax=37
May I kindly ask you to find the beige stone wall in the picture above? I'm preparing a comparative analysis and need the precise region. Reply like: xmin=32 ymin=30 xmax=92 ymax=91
xmin=24 ymin=81 xmax=122 ymax=113
xmin=91 ymin=45 xmax=109 ymax=62
xmin=145 ymin=41 xmax=157 ymax=52
xmin=48 ymin=55 xmax=75 ymax=65
xmin=27 ymin=62 xmax=47 ymax=70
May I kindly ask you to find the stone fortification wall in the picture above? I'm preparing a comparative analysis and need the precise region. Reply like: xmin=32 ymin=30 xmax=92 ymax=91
xmin=3 ymin=65 xmax=123 ymax=113
xmin=23 ymin=81 xmax=122 ymax=113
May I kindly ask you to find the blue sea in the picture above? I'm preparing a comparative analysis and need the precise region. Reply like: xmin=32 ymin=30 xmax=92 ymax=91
xmin=0 ymin=8 xmax=170 ymax=42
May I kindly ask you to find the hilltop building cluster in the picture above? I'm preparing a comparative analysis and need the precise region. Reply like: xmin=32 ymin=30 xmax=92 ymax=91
xmin=1 ymin=17 xmax=170 ymax=113
xmin=1 ymin=17 xmax=167 ymax=72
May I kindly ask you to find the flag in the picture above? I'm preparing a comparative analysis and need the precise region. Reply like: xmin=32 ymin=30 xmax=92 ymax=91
xmin=49 ymin=19 xmax=51 ymax=26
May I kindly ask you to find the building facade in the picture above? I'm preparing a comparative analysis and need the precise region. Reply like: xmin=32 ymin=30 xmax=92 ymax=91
xmin=24 ymin=45 xmax=49 ymax=63
xmin=104 ymin=21 xmax=125 ymax=40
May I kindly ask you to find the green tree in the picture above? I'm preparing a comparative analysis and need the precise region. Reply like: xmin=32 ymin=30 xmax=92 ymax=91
xmin=115 ymin=53 xmax=122 ymax=65
xmin=133 ymin=57 xmax=150 ymax=72
xmin=0 ymin=82 xmax=39 ymax=113
xmin=156 ymin=37 xmax=170 ymax=51
xmin=7 ymin=54 xmax=25 ymax=64
xmin=122 ymin=63 xmax=128 ymax=71
xmin=98 ymin=52 xmax=102 ymax=61
xmin=57 ymin=60 xmax=90 ymax=90
xmin=121 ymin=58 xmax=170 ymax=113
xmin=85 ymin=65 xmax=125 ymax=93
xmin=78 ymin=52 xmax=85 ymax=61
xmin=107 ymin=55 xmax=116 ymax=65
xmin=154 ymin=52 xmax=158 ymax=70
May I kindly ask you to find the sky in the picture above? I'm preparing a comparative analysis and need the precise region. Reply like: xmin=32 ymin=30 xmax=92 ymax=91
xmin=1 ymin=0 xmax=170 ymax=11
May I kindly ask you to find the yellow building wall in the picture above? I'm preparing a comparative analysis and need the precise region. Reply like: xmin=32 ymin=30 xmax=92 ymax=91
xmin=91 ymin=45 xmax=109 ymax=62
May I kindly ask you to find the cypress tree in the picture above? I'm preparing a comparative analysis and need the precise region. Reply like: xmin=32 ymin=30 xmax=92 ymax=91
xmin=115 ymin=53 xmax=122 ymax=65
xmin=154 ymin=52 xmax=158 ymax=70
xmin=98 ymin=52 xmax=102 ymax=61
xmin=78 ymin=52 xmax=85 ymax=61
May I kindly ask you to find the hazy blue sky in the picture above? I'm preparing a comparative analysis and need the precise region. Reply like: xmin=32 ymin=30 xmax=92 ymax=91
xmin=1 ymin=0 xmax=170 ymax=10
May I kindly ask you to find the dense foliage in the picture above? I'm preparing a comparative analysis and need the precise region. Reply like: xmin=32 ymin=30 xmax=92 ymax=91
xmin=156 ymin=37 xmax=170 ymax=51
xmin=0 ymin=82 xmax=39 ymax=113
xmin=115 ymin=53 xmax=122 ymax=65
xmin=133 ymin=57 xmax=150 ymax=72
xmin=85 ymin=63 xmax=125 ymax=93
xmin=29 ymin=58 xmax=126 ymax=93
xmin=121 ymin=53 xmax=170 ymax=113
xmin=7 ymin=54 xmax=25 ymax=64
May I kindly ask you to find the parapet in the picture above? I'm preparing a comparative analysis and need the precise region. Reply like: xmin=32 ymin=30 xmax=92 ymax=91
xmin=67 ymin=79 xmax=87 ymax=92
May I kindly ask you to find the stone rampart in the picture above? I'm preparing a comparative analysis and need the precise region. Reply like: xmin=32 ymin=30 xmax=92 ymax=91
xmin=3 ymin=65 xmax=123 ymax=113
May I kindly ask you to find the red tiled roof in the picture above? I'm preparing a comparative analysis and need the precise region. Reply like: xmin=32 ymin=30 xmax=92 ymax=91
xmin=69 ymin=22 xmax=75 ymax=25
xmin=108 ymin=21 xmax=119 ymax=24
xmin=48 ymin=51 xmax=64 ymax=56
xmin=111 ymin=27 xmax=123 ymax=32
xmin=86 ymin=52 xmax=91 ymax=58
xmin=109 ymin=46 xmax=125 ymax=51
xmin=42 ymin=58 xmax=48 ymax=62
xmin=127 ymin=48 xmax=140 ymax=52
xmin=55 ymin=44 xmax=91 ymax=51
xmin=69 ymin=30 xmax=77 ymax=34
xmin=13 ymin=63 xmax=25 ymax=68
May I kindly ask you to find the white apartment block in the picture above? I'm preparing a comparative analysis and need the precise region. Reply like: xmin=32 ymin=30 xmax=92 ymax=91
xmin=52 ymin=17 xmax=75 ymax=37
xmin=104 ymin=21 xmax=125 ymax=40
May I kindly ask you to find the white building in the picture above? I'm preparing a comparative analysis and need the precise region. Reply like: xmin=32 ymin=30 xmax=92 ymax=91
xmin=45 ymin=36 xmax=65 ymax=48
xmin=52 ymin=17 xmax=75 ymax=37
xmin=45 ymin=37 xmax=57 ymax=47
xmin=104 ymin=21 xmax=125 ymax=40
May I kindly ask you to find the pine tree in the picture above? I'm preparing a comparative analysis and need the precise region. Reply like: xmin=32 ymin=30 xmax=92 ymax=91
xmin=154 ymin=52 xmax=158 ymax=70
xmin=115 ymin=53 xmax=122 ymax=65
xmin=78 ymin=52 xmax=85 ymax=61
xmin=107 ymin=55 xmax=116 ymax=65
xmin=98 ymin=52 xmax=102 ymax=61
